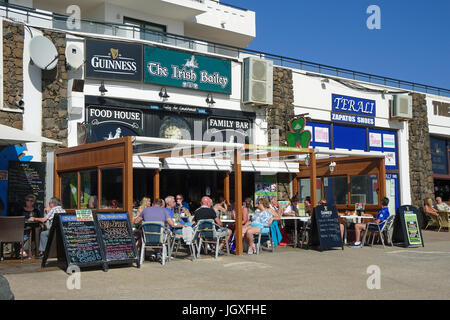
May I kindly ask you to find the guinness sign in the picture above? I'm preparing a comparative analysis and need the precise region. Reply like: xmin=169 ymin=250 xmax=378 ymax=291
xmin=85 ymin=39 xmax=143 ymax=82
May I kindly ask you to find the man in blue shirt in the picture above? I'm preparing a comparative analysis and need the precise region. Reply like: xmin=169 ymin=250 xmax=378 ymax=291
xmin=350 ymin=197 xmax=390 ymax=247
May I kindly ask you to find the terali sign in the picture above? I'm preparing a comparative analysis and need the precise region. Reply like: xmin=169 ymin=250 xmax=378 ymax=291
xmin=331 ymin=94 xmax=376 ymax=126
xmin=85 ymin=39 xmax=143 ymax=82
xmin=144 ymin=47 xmax=231 ymax=94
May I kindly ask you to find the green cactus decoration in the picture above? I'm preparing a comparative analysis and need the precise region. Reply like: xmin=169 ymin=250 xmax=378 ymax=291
xmin=286 ymin=116 xmax=311 ymax=148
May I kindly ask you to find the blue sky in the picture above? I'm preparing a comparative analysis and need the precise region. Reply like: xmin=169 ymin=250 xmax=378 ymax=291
xmin=224 ymin=0 xmax=450 ymax=90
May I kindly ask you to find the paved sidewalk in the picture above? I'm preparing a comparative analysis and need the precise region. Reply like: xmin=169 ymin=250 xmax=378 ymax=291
xmin=3 ymin=230 xmax=450 ymax=300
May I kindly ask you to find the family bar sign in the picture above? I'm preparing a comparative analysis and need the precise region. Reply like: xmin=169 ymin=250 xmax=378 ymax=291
xmin=144 ymin=47 xmax=231 ymax=94
xmin=331 ymin=94 xmax=376 ymax=126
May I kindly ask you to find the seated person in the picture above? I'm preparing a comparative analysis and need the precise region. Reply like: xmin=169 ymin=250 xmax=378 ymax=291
xmin=304 ymin=196 xmax=312 ymax=216
xmin=133 ymin=198 xmax=183 ymax=251
xmin=88 ymin=195 xmax=98 ymax=209
xmin=424 ymin=198 xmax=439 ymax=218
xmin=165 ymin=195 xmax=191 ymax=233
xmin=213 ymin=196 xmax=228 ymax=216
xmin=243 ymin=198 xmax=274 ymax=254
xmin=436 ymin=197 xmax=450 ymax=213
xmin=350 ymin=197 xmax=390 ymax=247
xmin=28 ymin=197 xmax=66 ymax=258
xmin=192 ymin=196 xmax=230 ymax=255
xmin=226 ymin=202 xmax=249 ymax=248
xmin=175 ymin=194 xmax=190 ymax=216
xmin=283 ymin=196 xmax=299 ymax=216
xmin=269 ymin=197 xmax=283 ymax=218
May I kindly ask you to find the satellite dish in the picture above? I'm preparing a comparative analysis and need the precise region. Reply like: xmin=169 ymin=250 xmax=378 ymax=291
xmin=29 ymin=36 xmax=58 ymax=70
xmin=65 ymin=44 xmax=84 ymax=70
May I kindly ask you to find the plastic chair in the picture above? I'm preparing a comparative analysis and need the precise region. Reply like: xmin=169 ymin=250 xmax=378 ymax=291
xmin=195 ymin=219 xmax=229 ymax=259
xmin=361 ymin=215 xmax=395 ymax=248
xmin=254 ymin=223 xmax=275 ymax=255
xmin=140 ymin=221 xmax=171 ymax=266
xmin=0 ymin=216 xmax=31 ymax=262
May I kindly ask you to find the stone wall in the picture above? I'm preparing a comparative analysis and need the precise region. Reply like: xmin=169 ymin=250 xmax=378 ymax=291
xmin=268 ymin=67 xmax=295 ymax=200
xmin=268 ymin=67 xmax=294 ymax=146
xmin=41 ymin=30 xmax=68 ymax=162
xmin=1 ymin=21 xmax=24 ymax=128
xmin=408 ymin=92 xmax=434 ymax=208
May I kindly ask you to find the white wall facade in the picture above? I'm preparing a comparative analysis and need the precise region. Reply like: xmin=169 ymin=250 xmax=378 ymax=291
xmin=426 ymin=94 xmax=450 ymax=138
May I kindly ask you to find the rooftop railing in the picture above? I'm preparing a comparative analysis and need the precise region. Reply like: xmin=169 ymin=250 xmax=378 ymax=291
xmin=1 ymin=2 xmax=449 ymax=97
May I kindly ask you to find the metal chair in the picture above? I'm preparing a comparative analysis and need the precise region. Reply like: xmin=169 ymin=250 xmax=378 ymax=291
xmin=140 ymin=221 xmax=171 ymax=266
xmin=169 ymin=226 xmax=196 ymax=261
xmin=361 ymin=215 xmax=395 ymax=248
xmin=0 ymin=216 xmax=31 ymax=262
xmin=195 ymin=219 xmax=229 ymax=259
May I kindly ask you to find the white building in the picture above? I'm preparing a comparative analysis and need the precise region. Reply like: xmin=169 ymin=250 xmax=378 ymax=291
xmin=0 ymin=0 xmax=448 ymax=216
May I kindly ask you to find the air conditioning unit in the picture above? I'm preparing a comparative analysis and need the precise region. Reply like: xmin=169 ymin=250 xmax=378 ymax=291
xmin=242 ymin=57 xmax=273 ymax=106
xmin=391 ymin=95 xmax=412 ymax=120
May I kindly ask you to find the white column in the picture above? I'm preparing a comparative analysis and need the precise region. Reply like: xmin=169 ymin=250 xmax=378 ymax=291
xmin=23 ymin=26 xmax=43 ymax=161
xmin=397 ymin=121 xmax=412 ymax=205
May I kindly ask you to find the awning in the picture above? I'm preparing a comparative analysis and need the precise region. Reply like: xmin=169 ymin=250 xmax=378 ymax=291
xmin=0 ymin=124 xmax=62 ymax=146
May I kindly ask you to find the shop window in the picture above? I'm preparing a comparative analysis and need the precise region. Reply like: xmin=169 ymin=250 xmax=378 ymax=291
xmin=324 ymin=176 xmax=347 ymax=205
xmin=298 ymin=178 xmax=322 ymax=204
xmin=80 ymin=170 xmax=98 ymax=209
xmin=350 ymin=175 xmax=378 ymax=205
xmin=101 ymin=168 xmax=123 ymax=209
xmin=61 ymin=172 xmax=77 ymax=209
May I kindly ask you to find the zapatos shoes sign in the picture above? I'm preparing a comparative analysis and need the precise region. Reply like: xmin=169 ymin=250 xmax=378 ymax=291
xmin=85 ymin=39 xmax=143 ymax=82
xmin=144 ymin=46 xmax=231 ymax=94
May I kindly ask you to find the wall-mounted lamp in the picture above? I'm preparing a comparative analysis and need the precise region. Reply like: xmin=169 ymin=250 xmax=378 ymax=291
xmin=159 ymin=87 xmax=169 ymax=99
xmin=329 ymin=161 xmax=336 ymax=172
xmin=304 ymin=154 xmax=310 ymax=166
xmin=99 ymin=81 xmax=108 ymax=96
xmin=206 ymin=93 xmax=215 ymax=105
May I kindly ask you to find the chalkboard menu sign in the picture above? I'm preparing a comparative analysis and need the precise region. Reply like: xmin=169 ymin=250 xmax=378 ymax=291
xmin=310 ymin=205 xmax=343 ymax=251
xmin=7 ymin=161 xmax=46 ymax=215
xmin=42 ymin=211 xmax=139 ymax=271
xmin=60 ymin=214 xmax=104 ymax=266
xmin=393 ymin=205 xmax=424 ymax=248
xmin=97 ymin=213 xmax=137 ymax=263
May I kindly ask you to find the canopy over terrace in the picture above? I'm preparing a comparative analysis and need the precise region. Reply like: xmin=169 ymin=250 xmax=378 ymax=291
xmin=53 ymin=136 xmax=386 ymax=255
xmin=132 ymin=136 xmax=313 ymax=255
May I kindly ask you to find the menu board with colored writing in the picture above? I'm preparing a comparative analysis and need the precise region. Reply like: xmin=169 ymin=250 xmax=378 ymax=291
xmin=7 ymin=161 xmax=46 ymax=215
xmin=310 ymin=205 xmax=343 ymax=251
xmin=97 ymin=213 xmax=137 ymax=263
xmin=60 ymin=214 xmax=104 ymax=266
xmin=392 ymin=205 xmax=424 ymax=248
xmin=404 ymin=212 xmax=422 ymax=245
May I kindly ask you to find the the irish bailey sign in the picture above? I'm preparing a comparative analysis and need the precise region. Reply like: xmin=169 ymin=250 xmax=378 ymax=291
xmin=144 ymin=47 xmax=231 ymax=94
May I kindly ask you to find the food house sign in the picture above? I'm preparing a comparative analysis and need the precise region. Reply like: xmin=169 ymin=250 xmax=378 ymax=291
xmin=144 ymin=47 xmax=231 ymax=94
xmin=331 ymin=94 xmax=376 ymax=126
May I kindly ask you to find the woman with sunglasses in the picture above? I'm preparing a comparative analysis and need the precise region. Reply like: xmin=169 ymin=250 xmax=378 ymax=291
xmin=23 ymin=194 xmax=42 ymax=220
